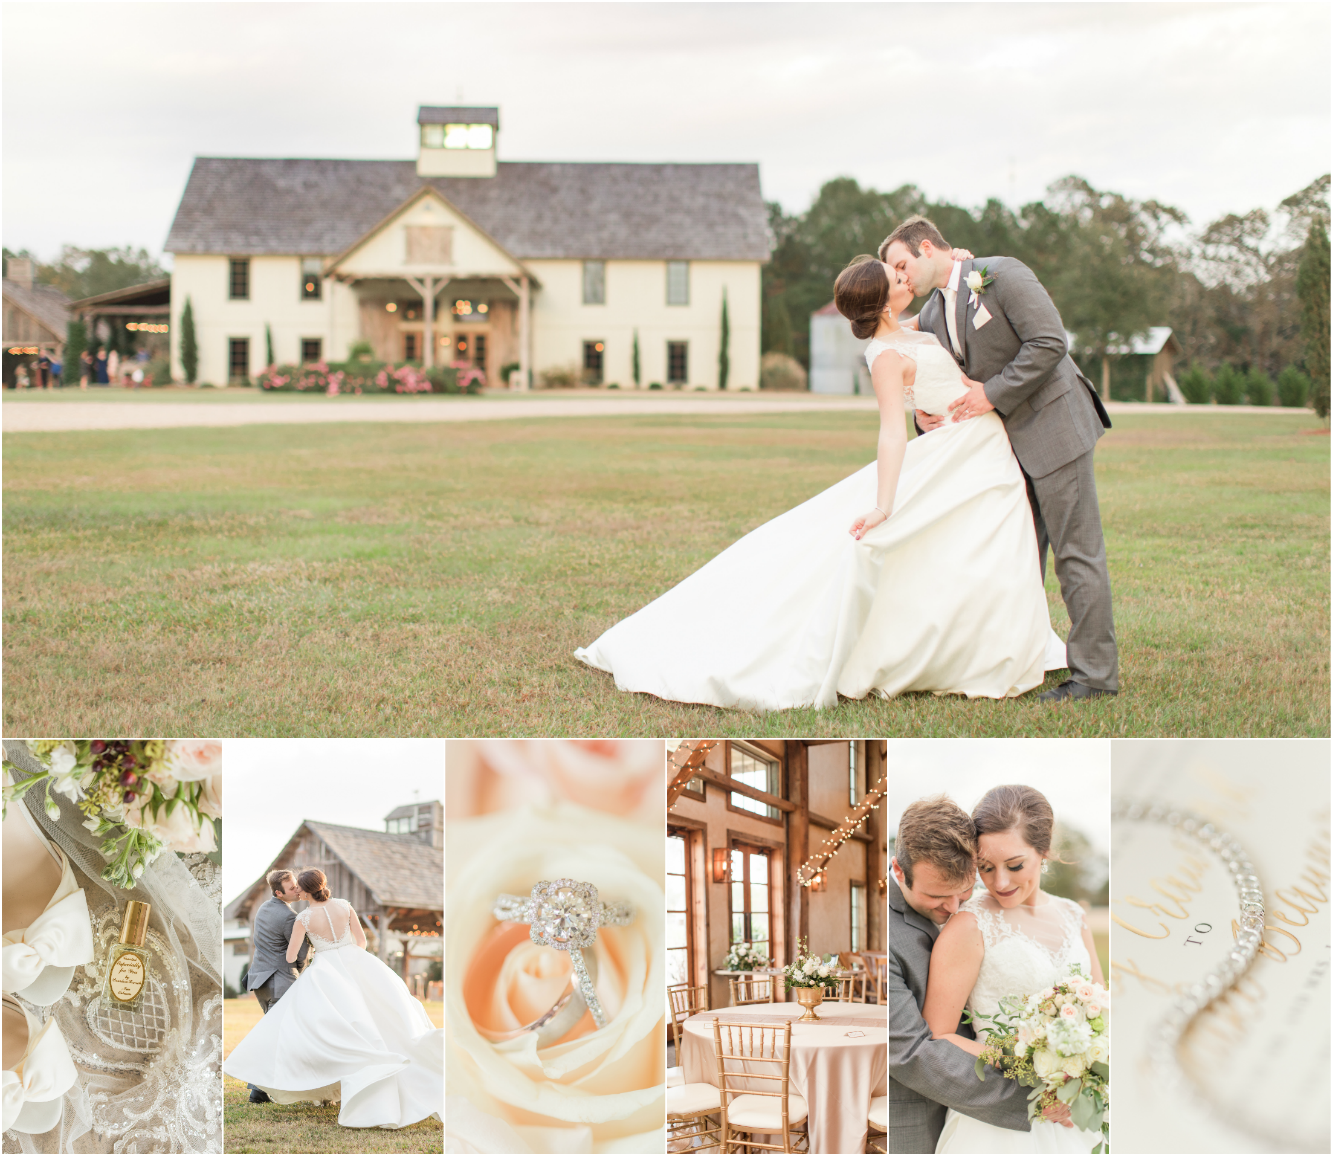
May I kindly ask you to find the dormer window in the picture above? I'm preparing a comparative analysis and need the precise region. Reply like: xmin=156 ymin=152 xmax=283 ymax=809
xmin=417 ymin=105 xmax=499 ymax=178
xmin=300 ymin=257 xmax=322 ymax=300
xmin=421 ymin=123 xmax=493 ymax=150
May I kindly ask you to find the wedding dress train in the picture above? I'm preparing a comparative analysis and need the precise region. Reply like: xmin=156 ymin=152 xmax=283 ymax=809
xmin=935 ymin=892 xmax=1099 ymax=1153
xmin=222 ymin=898 xmax=442 ymax=1129
xmin=575 ymin=328 xmax=1065 ymax=708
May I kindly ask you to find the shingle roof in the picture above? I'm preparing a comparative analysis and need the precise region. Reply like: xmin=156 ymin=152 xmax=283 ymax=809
xmin=2 ymin=278 xmax=70 ymax=338
xmin=164 ymin=158 xmax=771 ymax=262
xmin=305 ymin=820 xmax=441 ymax=911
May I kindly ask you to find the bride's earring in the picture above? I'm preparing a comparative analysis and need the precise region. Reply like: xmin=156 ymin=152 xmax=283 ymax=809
xmin=1041 ymin=860 xmax=1049 ymax=874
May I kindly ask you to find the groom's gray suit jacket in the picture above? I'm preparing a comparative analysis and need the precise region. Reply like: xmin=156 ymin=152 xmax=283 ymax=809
xmin=917 ymin=255 xmax=1110 ymax=481
xmin=917 ymin=256 xmax=1119 ymax=692
xmin=889 ymin=877 xmax=1029 ymax=1153
xmin=246 ymin=897 xmax=308 ymax=1002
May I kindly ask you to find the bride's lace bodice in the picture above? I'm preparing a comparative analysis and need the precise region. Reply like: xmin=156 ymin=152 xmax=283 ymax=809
xmin=864 ymin=329 xmax=967 ymax=415
xmin=960 ymin=891 xmax=1091 ymax=1038
xmin=297 ymin=898 xmax=359 ymax=953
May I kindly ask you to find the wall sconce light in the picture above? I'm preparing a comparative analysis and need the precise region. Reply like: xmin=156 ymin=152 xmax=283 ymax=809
xmin=711 ymin=848 xmax=728 ymax=883
xmin=811 ymin=872 xmax=826 ymax=892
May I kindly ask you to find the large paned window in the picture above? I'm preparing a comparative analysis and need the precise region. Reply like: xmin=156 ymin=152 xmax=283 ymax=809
xmin=851 ymin=881 xmax=866 ymax=950
xmin=227 ymin=338 xmax=250 ymax=382
xmin=729 ymin=743 xmax=780 ymax=820
xmin=666 ymin=260 xmax=689 ymax=305
xmin=583 ymin=261 xmax=606 ymax=305
xmin=583 ymin=340 xmax=604 ymax=384
xmin=667 ymin=341 xmax=688 ymax=385
xmin=228 ymin=258 xmax=249 ymax=300
xmin=729 ymin=843 xmax=771 ymax=954
xmin=667 ymin=830 xmax=693 ymax=986
xmin=301 ymin=258 xmax=322 ymax=301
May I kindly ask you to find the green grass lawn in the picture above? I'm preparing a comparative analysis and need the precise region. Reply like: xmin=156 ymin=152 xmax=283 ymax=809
xmin=222 ymin=997 xmax=442 ymax=1152
xmin=3 ymin=411 xmax=1326 ymax=736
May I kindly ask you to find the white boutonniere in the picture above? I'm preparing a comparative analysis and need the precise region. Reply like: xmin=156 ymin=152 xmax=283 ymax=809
xmin=966 ymin=266 xmax=995 ymax=304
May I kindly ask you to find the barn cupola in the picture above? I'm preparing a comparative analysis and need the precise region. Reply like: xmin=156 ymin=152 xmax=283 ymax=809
xmin=416 ymin=105 xmax=498 ymax=178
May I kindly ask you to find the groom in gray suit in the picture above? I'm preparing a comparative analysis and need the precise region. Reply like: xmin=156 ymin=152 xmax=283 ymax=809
xmin=890 ymin=796 xmax=1070 ymax=1152
xmin=243 ymin=869 xmax=310 ymax=1103
xmin=882 ymin=218 xmax=1118 ymax=701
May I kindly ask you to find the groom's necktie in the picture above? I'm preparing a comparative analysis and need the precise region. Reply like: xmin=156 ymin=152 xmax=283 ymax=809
xmin=942 ymin=287 xmax=963 ymax=361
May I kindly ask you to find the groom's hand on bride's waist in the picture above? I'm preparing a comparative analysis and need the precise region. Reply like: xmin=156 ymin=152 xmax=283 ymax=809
xmin=1040 ymin=1102 xmax=1074 ymax=1128
xmin=916 ymin=410 xmax=947 ymax=432
xmin=949 ymin=377 xmax=996 ymax=422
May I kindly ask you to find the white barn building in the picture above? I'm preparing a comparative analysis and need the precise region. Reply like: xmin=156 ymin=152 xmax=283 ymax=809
xmin=809 ymin=301 xmax=870 ymax=395
xmin=165 ymin=106 xmax=770 ymax=390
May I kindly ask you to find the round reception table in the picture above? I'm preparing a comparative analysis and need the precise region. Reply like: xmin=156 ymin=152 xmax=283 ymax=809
xmin=680 ymin=1001 xmax=887 ymax=1154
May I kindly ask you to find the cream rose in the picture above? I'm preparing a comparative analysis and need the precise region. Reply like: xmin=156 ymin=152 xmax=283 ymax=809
xmin=1032 ymin=1047 xmax=1063 ymax=1081
xmin=446 ymin=802 xmax=664 ymax=1154
xmin=966 ymin=270 xmax=984 ymax=293
xmin=124 ymin=793 xmax=217 ymax=853
xmin=164 ymin=739 xmax=223 ymax=781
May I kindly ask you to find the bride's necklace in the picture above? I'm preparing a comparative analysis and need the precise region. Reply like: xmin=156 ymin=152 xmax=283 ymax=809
xmin=1112 ymin=798 xmax=1270 ymax=1143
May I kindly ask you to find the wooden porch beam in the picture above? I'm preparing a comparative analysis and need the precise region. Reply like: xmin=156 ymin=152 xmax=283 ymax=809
xmin=666 ymin=740 xmax=718 ymax=807
xmin=690 ymin=767 xmax=796 ymax=812
xmin=808 ymin=810 xmax=872 ymax=841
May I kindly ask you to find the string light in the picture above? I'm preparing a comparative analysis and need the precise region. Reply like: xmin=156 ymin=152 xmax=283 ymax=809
xmin=797 ymin=778 xmax=886 ymax=887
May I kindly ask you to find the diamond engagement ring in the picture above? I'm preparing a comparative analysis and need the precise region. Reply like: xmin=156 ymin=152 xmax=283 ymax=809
xmin=492 ymin=879 xmax=634 ymax=1029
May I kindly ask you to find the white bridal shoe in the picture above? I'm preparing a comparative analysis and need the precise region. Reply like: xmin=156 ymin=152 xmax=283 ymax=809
xmin=2 ymin=995 xmax=78 ymax=1134
xmin=2 ymin=788 xmax=94 ymax=1005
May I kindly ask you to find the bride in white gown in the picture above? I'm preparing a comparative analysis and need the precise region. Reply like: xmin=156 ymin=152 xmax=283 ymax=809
xmin=574 ymin=254 xmax=1065 ymax=709
xmin=924 ymin=786 xmax=1102 ymax=1153
xmin=222 ymin=869 xmax=442 ymax=1129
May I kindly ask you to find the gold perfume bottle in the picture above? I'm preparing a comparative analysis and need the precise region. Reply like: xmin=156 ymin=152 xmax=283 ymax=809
xmin=102 ymin=900 xmax=151 ymax=1011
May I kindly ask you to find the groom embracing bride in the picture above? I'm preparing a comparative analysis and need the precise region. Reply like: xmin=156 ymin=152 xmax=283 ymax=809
xmin=889 ymin=791 xmax=1104 ymax=1153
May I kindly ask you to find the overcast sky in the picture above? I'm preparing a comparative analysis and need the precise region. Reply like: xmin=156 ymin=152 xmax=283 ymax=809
xmin=3 ymin=2 xmax=1327 ymax=263
xmin=222 ymin=739 xmax=443 ymax=910
xmin=888 ymin=738 xmax=1110 ymax=855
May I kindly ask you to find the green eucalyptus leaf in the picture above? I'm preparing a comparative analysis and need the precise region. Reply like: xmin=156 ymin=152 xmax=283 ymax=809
xmin=974 ymin=1057 xmax=986 ymax=1081
xmin=1056 ymin=1079 xmax=1080 ymax=1104
xmin=1090 ymin=1061 xmax=1109 ymax=1081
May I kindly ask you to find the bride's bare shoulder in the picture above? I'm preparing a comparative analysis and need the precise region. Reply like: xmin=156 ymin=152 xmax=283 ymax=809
xmin=935 ymin=908 xmax=983 ymax=951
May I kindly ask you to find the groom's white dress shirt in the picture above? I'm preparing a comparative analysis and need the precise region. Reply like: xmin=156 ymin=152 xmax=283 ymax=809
xmin=942 ymin=260 xmax=963 ymax=360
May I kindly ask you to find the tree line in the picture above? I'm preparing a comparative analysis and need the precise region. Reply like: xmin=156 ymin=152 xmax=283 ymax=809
xmin=763 ymin=174 xmax=1330 ymax=413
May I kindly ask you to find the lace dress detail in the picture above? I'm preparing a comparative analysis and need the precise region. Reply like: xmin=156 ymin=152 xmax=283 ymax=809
xmin=960 ymin=891 xmax=1091 ymax=1040
xmin=863 ymin=329 xmax=967 ymax=415
xmin=297 ymin=900 xmax=358 ymax=954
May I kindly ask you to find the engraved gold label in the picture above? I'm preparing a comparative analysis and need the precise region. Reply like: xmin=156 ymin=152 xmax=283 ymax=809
xmin=109 ymin=952 xmax=146 ymax=1002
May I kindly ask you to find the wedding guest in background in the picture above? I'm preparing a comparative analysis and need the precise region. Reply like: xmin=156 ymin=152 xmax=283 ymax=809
xmin=94 ymin=348 xmax=109 ymax=385
xmin=80 ymin=349 xmax=92 ymax=389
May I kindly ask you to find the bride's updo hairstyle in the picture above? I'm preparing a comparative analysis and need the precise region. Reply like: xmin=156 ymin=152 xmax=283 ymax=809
xmin=298 ymin=868 xmax=331 ymax=902
xmin=834 ymin=255 xmax=891 ymax=340
xmin=972 ymin=784 xmax=1061 ymax=861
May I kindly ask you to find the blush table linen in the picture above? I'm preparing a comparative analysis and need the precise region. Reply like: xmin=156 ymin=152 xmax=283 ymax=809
xmin=681 ymin=1001 xmax=887 ymax=1154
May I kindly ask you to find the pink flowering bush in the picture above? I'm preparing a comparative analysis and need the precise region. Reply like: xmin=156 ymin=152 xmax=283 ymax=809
xmin=256 ymin=358 xmax=485 ymax=396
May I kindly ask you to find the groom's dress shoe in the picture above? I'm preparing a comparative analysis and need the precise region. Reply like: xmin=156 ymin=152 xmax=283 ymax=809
xmin=248 ymin=1089 xmax=271 ymax=1104
xmin=1038 ymin=680 xmax=1117 ymax=703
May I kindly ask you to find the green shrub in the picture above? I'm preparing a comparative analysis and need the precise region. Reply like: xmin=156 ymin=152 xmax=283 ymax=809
xmin=145 ymin=356 xmax=171 ymax=386
xmin=1244 ymin=369 xmax=1273 ymax=406
xmin=607 ymin=382 xmax=620 ymax=389
xmin=540 ymin=363 xmax=580 ymax=389
xmin=760 ymin=351 xmax=808 ymax=391
xmin=1212 ymin=364 xmax=1244 ymax=405
xmin=347 ymin=339 xmax=374 ymax=361
xmin=499 ymin=361 xmax=520 ymax=387
xmin=1176 ymin=363 xmax=1212 ymax=404
xmin=179 ymin=296 xmax=198 ymax=383
xmin=649 ymin=381 xmax=663 ymax=390
xmin=1277 ymin=365 xmax=1311 ymax=408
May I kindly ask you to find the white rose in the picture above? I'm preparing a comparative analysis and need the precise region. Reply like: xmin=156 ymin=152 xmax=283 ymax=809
xmin=1086 ymin=1036 xmax=1109 ymax=1065
xmin=164 ymin=739 xmax=223 ymax=781
xmin=966 ymin=270 xmax=984 ymax=292
xmin=818 ymin=964 xmax=831 ymax=978
xmin=1032 ymin=1047 xmax=1062 ymax=1080
xmin=446 ymin=802 xmax=664 ymax=1152
xmin=196 ymin=773 xmax=223 ymax=820
xmin=47 ymin=742 xmax=85 ymax=801
xmin=803 ymin=959 xmax=817 ymax=974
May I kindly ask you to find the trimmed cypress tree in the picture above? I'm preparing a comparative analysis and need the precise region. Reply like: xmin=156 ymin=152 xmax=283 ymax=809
xmin=632 ymin=328 xmax=641 ymax=388
xmin=180 ymin=296 xmax=198 ymax=384
xmin=64 ymin=319 xmax=87 ymax=386
xmin=265 ymin=323 xmax=275 ymax=368
xmin=718 ymin=289 xmax=730 ymax=391
xmin=1297 ymin=219 xmax=1330 ymax=419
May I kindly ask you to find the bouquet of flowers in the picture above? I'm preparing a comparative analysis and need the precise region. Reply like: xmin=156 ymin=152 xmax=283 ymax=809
xmin=968 ymin=964 xmax=1110 ymax=1153
xmin=3 ymin=740 xmax=222 ymax=889
xmin=725 ymin=941 xmax=767 ymax=971
xmin=780 ymin=938 xmax=840 ymax=989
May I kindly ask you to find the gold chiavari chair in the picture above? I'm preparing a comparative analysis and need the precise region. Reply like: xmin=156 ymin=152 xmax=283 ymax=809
xmin=823 ymin=976 xmax=857 ymax=1002
xmin=840 ymin=952 xmax=869 ymax=1002
xmin=866 ymin=1094 xmax=887 ymax=1153
xmin=863 ymin=953 xmax=887 ymax=1005
xmin=712 ymin=1018 xmax=809 ymax=1154
xmin=729 ymin=974 xmax=776 ymax=1007
xmin=668 ymin=983 xmax=710 ymax=1085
